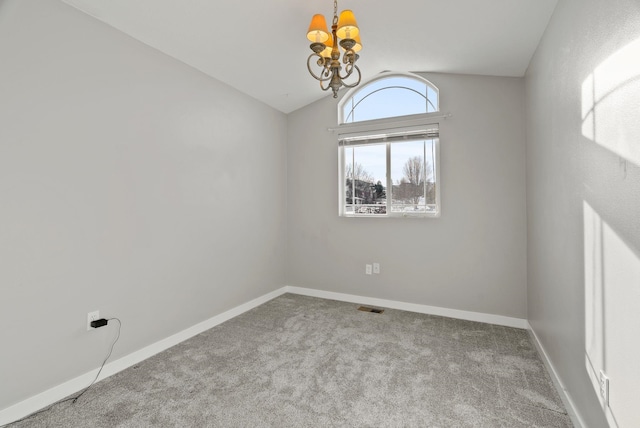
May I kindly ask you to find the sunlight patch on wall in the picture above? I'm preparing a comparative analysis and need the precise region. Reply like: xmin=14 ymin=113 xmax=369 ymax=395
xmin=581 ymin=37 xmax=640 ymax=166
xmin=583 ymin=201 xmax=640 ymax=428
xmin=584 ymin=201 xmax=604 ymax=387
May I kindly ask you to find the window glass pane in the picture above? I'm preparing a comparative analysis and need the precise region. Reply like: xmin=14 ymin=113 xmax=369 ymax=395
xmin=342 ymin=76 xmax=438 ymax=123
xmin=390 ymin=139 xmax=437 ymax=214
xmin=344 ymin=144 xmax=387 ymax=215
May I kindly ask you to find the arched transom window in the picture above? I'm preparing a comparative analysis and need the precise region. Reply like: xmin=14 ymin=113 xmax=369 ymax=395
xmin=337 ymin=73 xmax=442 ymax=217
xmin=341 ymin=74 xmax=439 ymax=124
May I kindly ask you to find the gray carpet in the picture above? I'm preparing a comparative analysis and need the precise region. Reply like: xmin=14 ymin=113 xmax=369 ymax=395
xmin=12 ymin=294 xmax=572 ymax=427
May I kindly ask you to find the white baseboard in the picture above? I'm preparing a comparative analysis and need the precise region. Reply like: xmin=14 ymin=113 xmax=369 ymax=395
xmin=1 ymin=285 xmax=529 ymax=426
xmin=527 ymin=323 xmax=585 ymax=428
xmin=0 ymin=287 xmax=287 ymax=427
xmin=284 ymin=286 xmax=528 ymax=329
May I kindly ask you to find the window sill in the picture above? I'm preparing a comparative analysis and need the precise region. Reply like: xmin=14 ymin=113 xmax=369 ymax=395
xmin=341 ymin=212 xmax=440 ymax=219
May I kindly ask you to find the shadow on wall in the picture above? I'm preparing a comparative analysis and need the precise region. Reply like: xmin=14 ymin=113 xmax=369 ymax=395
xmin=581 ymin=37 xmax=640 ymax=428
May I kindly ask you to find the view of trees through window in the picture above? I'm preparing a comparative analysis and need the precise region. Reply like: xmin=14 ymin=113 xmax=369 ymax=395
xmin=344 ymin=139 xmax=437 ymax=215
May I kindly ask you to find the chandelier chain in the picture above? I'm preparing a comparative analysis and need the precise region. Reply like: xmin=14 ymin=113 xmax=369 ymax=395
xmin=333 ymin=0 xmax=338 ymax=25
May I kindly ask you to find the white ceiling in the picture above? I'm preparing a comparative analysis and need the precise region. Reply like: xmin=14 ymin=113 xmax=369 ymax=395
xmin=61 ymin=0 xmax=558 ymax=114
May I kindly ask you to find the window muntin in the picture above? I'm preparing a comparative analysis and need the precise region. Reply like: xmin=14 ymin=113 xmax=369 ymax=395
xmin=342 ymin=75 xmax=439 ymax=124
xmin=338 ymin=73 xmax=441 ymax=218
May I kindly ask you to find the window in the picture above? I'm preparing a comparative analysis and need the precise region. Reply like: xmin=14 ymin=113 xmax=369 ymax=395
xmin=342 ymin=75 xmax=439 ymax=123
xmin=338 ymin=73 xmax=442 ymax=217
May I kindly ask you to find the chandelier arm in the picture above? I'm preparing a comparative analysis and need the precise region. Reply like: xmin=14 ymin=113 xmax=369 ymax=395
xmin=338 ymin=65 xmax=362 ymax=88
xmin=340 ymin=61 xmax=354 ymax=77
xmin=342 ymin=47 xmax=356 ymax=63
xmin=307 ymin=53 xmax=333 ymax=82
xmin=319 ymin=78 xmax=334 ymax=92
xmin=338 ymin=46 xmax=358 ymax=79
xmin=338 ymin=61 xmax=355 ymax=80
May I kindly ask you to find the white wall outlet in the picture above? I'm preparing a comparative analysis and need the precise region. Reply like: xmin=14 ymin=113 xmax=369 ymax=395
xmin=373 ymin=263 xmax=380 ymax=274
xmin=365 ymin=264 xmax=372 ymax=275
xmin=87 ymin=310 xmax=100 ymax=331
xmin=599 ymin=370 xmax=609 ymax=405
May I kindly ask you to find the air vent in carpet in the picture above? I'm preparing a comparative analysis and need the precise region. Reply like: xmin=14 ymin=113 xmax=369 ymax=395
xmin=358 ymin=306 xmax=384 ymax=314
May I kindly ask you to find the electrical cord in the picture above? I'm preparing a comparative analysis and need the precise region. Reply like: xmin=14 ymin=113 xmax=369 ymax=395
xmin=1 ymin=318 xmax=122 ymax=427
xmin=71 ymin=318 xmax=121 ymax=404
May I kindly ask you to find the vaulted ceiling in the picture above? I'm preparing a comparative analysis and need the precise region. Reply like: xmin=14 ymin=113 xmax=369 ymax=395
xmin=61 ymin=0 xmax=558 ymax=113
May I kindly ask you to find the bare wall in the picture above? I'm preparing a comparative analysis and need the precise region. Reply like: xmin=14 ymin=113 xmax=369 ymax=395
xmin=0 ymin=0 xmax=286 ymax=410
xmin=525 ymin=0 xmax=640 ymax=426
xmin=287 ymin=73 xmax=527 ymax=319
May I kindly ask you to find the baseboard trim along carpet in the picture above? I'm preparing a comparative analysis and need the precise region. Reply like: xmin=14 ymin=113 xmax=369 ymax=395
xmin=528 ymin=322 xmax=585 ymax=428
xmin=1 ymin=285 xmax=530 ymax=425
xmin=285 ymin=286 xmax=528 ymax=329
xmin=0 ymin=288 xmax=287 ymax=426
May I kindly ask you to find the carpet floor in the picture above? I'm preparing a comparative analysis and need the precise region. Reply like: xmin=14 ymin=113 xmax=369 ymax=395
xmin=11 ymin=294 xmax=572 ymax=427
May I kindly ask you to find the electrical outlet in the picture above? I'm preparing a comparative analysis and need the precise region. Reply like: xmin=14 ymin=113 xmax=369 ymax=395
xmin=373 ymin=263 xmax=380 ymax=274
xmin=87 ymin=310 xmax=100 ymax=331
xmin=599 ymin=370 xmax=609 ymax=405
xmin=365 ymin=264 xmax=372 ymax=275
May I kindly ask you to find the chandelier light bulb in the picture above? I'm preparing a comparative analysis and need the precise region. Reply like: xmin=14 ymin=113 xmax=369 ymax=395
xmin=307 ymin=14 xmax=330 ymax=43
xmin=336 ymin=10 xmax=359 ymax=40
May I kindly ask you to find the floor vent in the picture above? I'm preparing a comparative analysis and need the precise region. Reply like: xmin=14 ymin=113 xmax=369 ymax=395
xmin=358 ymin=306 xmax=384 ymax=314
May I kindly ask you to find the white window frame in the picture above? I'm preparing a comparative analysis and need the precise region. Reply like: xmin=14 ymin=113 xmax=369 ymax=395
xmin=337 ymin=113 xmax=442 ymax=218
xmin=336 ymin=72 xmax=443 ymax=218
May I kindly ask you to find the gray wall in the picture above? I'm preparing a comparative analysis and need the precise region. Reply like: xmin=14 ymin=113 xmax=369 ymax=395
xmin=8 ymin=0 xmax=639 ymax=424
xmin=525 ymin=0 xmax=640 ymax=426
xmin=287 ymin=73 xmax=528 ymax=319
xmin=0 ymin=0 xmax=287 ymax=410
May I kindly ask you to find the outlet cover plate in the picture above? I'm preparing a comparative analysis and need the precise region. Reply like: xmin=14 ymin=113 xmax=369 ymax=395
xmin=87 ymin=310 xmax=100 ymax=331
xmin=599 ymin=370 xmax=609 ymax=405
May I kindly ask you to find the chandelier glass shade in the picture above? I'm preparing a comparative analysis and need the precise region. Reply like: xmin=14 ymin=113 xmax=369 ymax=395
xmin=306 ymin=1 xmax=362 ymax=98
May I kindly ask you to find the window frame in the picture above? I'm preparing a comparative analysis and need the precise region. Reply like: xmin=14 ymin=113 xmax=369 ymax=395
xmin=337 ymin=114 xmax=442 ymax=218
xmin=337 ymin=73 xmax=443 ymax=219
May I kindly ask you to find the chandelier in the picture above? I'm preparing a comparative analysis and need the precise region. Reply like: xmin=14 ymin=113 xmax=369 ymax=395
xmin=306 ymin=0 xmax=362 ymax=98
